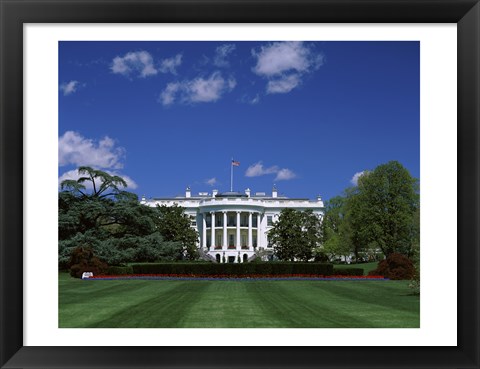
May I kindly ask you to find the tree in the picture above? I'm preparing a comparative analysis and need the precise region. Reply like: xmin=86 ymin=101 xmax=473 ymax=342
xmin=59 ymin=167 xmax=185 ymax=268
xmin=60 ymin=166 xmax=128 ymax=199
xmin=351 ymin=161 xmax=419 ymax=257
xmin=268 ymin=208 xmax=322 ymax=262
xmin=268 ymin=209 xmax=304 ymax=261
xmin=154 ymin=204 xmax=199 ymax=260
xmin=300 ymin=210 xmax=323 ymax=261
xmin=321 ymin=196 xmax=354 ymax=262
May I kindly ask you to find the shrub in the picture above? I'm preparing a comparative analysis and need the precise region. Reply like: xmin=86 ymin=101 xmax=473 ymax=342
xmin=130 ymin=262 xmax=334 ymax=276
xmin=69 ymin=246 xmax=108 ymax=278
xmin=368 ymin=253 xmax=415 ymax=280
xmin=333 ymin=268 xmax=364 ymax=276
xmin=106 ymin=266 xmax=133 ymax=275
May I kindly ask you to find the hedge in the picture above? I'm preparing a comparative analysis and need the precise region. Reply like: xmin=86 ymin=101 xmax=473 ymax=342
xmin=130 ymin=262 xmax=334 ymax=276
xmin=332 ymin=268 xmax=364 ymax=276
xmin=106 ymin=266 xmax=134 ymax=275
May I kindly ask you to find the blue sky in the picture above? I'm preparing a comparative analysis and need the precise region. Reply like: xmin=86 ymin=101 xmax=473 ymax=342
xmin=58 ymin=41 xmax=419 ymax=201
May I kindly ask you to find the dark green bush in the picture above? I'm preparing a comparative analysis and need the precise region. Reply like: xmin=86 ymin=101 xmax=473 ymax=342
xmin=332 ymin=268 xmax=364 ymax=276
xmin=106 ymin=266 xmax=134 ymax=275
xmin=130 ymin=262 xmax=333 ymax=276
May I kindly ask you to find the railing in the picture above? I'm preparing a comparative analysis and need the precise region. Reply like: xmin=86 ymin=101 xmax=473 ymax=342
xmin=198 ymin=198 xmax=320 ymax=207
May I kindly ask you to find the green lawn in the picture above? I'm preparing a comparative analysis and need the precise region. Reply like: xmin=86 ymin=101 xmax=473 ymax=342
xmin=59 ymin=272 xmax=419 ymax=328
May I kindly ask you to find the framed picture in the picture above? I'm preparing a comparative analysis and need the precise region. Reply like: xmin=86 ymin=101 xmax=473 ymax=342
xmin=1 ymin=0 xmax=478 ymax=368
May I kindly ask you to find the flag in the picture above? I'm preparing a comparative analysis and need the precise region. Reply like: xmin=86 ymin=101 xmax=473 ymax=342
xmin=232 ymin=160 xmax=240 ymax=166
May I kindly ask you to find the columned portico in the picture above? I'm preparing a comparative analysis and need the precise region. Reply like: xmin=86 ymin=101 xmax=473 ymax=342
xmin=257 ymin=213 xmax=262 ymax=249
xmin=248 ymin=212 xmax=253 ymax=249
xmin=202 ymin=213 xmax=207 ymax=249
xmin=210 ymin=211 xmax=215 ymax=250
xmin=222 ymin=211 xmax=227 ymax=250
xmin=144 ymin=187 xmax=324 ymax=263
xmin=236 ymin=211 xmax=241 ymax=251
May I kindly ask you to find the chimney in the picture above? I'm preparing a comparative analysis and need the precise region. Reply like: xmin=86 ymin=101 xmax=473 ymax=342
xmin=185 ymin=186 xmax=191 ymax=198
xmin=272 ymin=185 xmax=278 ymax=198
xmin=245 ymin=188 xmax=251 ymax=197
xmin=212 ymin=189 xmax=218 ymax=197
xmin=316 ymin=194 xmax=324 ymax=207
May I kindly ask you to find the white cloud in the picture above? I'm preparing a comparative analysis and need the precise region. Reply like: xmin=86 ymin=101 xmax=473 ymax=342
xmin=245 ymin=162 xmax=279 ymax=177
xmin=351 ymin=171 xmax=367 ymax=186
xmin=240 ymin=94 xmax=260 ymax=105
xmin=252 ymin=41 xmax=323 ymax=77
xmin=59 ymin=131 xmax=125 ymax=169
xmin=252 ymin=41 xmax=323 ymax=94
xmin=59 ymin=169 xmax=138 ymax=190
xmin=60 ymin=80 xmax=80 ymax=96
xmin=111 ymin=51 xmax=157 ymax=78
xmin=159 ymin=54 xmax=182 ymax=74
xmin=205 ymin=177 xmax=217 ymax=186
xmin=266 ymin=74 xmax=301 ymax=94
xmin=245 ymin=161 xmax=296 ymax=181
xmin=249 ymin=94 xmax=260 ymax=104
xmin=159 ymin=72 xmax=236 ymax=105
xmin=275 ymin=168 xmax=296 ymax=181
xmin=159 ymin=82 xmax=181 ymax=105
xmin=214 ymin=44 xmax=236 ymax=67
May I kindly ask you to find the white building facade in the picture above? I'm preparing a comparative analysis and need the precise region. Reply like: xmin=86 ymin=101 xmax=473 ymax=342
xmin=141 ymin=186 xmax=324 ymax=263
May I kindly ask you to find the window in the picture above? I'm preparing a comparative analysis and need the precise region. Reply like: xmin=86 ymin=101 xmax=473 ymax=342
xmin=241 ymin=235 xmax=247 ymax=247
xmin=241 ymin=215 xmax=248 ymax=227
xmin=267 ymin=215 xmax=273 ymax=226
xmin=229 ymin=234 xmax=235 ymax=247
xmin=228 ymin=215 xmax=235 ymax=226
xmin=252 ymin=214 xmax=258 ymax=227
xmin=216 ymin=234 xmax=222 ymax=247
xmin=215 ymin=216 xmax=222 ymax=227
xmin=206 ymin=215 xmax=211 ymax=228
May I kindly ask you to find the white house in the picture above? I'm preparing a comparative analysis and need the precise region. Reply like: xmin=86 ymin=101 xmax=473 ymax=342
xmin=141 ymin=186 xmax=324 ymax=263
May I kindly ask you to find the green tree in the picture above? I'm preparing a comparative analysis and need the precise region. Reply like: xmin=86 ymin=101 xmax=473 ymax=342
xmin=60 ymin=166 xmax=128 ymax=199
xmin=59 ymin=167 xmax=183 ymax=267
xmin=268 ymin=209 xmax=304 ymax=261
xmin=351 ymin=161 xmax=419 ymax=257
xmin=154 ymin=204 xmax=199 ymax=260
xmin=268 ymin=208 xmax=322 ymax=262
xmin=300 ymin=210 xmax=323 ymax=261
xmin=321 ymin=196 xmax=354 ymax=261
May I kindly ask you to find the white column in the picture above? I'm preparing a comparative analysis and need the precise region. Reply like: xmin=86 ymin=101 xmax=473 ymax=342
xmin=211 ymin=212 xmax=215 ymax=250
xmin=248 ymin=212 xmax=253 ymax=249
xmin=257 ymin=213 xmax=262 ymax=248
xmin=202 ymin=213 xmax=207 ymax=249
xmin=223 ymin=211 xmax=227 ymax=250
xmin=236 ymin=211 xmax=241 ymax=250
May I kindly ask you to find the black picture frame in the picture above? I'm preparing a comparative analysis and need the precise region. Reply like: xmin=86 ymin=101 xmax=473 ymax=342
xmin=1 ymin=1 xmax=479 ymax=368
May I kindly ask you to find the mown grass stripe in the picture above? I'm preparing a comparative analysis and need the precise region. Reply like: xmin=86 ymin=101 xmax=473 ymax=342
xmin=59 ymin=273 xmax=419 ymax=328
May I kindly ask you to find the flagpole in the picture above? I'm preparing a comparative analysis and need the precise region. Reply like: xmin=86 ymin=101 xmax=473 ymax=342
xmin=230 ymin=157 xmax=233 ymax=192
